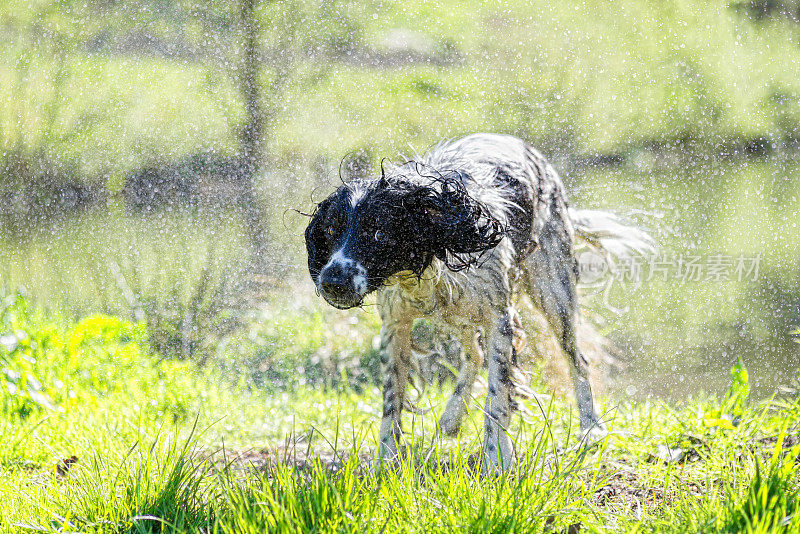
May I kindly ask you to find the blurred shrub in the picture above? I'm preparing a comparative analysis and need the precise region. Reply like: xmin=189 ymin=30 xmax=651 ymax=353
xmin=121 ymin=151 xmax=252 ymax=213
xmin=236 ymin=304 xmax=382 ymax=392
xmin=230 ymin=301 xmax=466 ymax=393
xmin=731 ymin=0 xmax=800 ymax=22
xmin=0 ymin=289 xmax=198 ymax=421
xmin=107 ymin=251 xmax=245 ymax=365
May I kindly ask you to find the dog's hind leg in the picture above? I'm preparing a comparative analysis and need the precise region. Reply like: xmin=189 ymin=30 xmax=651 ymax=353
xmin=526 ymin=217 xmax=606 ymax=438
xmin=439 ymin=330 xmax=482 ymax=437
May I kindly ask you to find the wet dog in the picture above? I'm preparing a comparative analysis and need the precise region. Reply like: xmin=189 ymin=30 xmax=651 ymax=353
xmin=304 ymin=133 xmax=652 ymax=470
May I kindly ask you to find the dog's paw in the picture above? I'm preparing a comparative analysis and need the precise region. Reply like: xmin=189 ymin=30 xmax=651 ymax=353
xmin=479 ymin=449 xmax=516 ymax=477
xmin=438 ymin=413 xmax=463 ymax=437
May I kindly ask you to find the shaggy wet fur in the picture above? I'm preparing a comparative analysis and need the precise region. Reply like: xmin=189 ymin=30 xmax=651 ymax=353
xmin=305 ymin=133 xmax=652 ymax=471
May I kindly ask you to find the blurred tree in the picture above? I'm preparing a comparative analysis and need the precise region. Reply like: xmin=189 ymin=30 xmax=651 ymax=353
xmin=91 ymin=0 xmax=308 ymax=270
xmin=235 ymin=0 xmax=299 ymax=271
xmin=1 ymin=0 xmax=361 ymax=249
xmin=84 ymin=0 xmax=304 ymax=269
xmin=235 ymin=0 xmax=271 ymax=270
xmin=239 ymin=0 xmax=265 ymax=168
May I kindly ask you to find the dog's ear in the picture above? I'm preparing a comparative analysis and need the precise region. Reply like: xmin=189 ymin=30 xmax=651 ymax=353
xmin=404 ymin=172 xmax=505 ymax=271
xmin=305 ymin=199 xmax=333 ymax=281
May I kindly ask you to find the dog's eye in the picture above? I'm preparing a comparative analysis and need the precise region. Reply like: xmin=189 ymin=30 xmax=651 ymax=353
xmin=327 ymin=225 xmax=335 ymax=236
xmin=374 ymin=229 xmax=387 ymax=242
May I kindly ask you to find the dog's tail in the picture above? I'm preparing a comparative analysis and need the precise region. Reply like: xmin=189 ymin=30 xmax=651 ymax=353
xmin=569 ymin=208 xmax=656 ymax=260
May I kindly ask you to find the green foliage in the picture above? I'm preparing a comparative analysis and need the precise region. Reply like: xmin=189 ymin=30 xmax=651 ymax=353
xmin=726 ymin=357 xmax=751 ymax=417
xmin=724 ymin=448 xmax=800 ymax=533
xmin=0 ymin=291 xmax=200 ymax=422
xmin=68 ymin=313 xmax=147 ymax=352
xmin=1 ymin=298 xmax=800 ymax=532
xmin=0 ymin=291 xmax=62 ymax=416
xmin=67 ymin=314 xmax=149 ymax=394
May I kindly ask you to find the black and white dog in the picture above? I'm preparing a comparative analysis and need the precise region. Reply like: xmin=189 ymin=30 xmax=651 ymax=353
xmin=305 ymin=133 xmax=651 ymax=470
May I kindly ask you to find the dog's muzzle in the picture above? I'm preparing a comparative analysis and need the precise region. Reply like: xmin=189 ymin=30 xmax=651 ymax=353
xmin=318 ymin=260 xmax=367 ymax=309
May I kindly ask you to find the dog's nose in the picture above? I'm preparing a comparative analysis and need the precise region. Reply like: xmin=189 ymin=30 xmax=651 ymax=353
xmin=319 ymin=266 xmax=352 ymax=298
xmin=321 ymin=279 xmax=349 ymax=298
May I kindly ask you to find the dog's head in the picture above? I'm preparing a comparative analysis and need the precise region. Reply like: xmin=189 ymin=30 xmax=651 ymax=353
xmin=305 ymin=166 xmax=504 ymax=309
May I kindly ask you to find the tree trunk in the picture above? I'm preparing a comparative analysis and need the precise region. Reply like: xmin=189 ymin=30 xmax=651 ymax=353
xmin=238 ymin=0 xmax=271 ymax=271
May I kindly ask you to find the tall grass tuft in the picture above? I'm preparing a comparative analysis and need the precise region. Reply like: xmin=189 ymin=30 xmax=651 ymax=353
xmin=723 ymin=447 xmax=800 ymax=533
xmin=217 ymin=456 xmax=375 ymax=533
xmin=108 ymin=248 xmax=247 ymax=366
xmin=212 ymin=406 xmax=602 ymax=533
xmin=14 ymin=424 xmax=216 ymax=533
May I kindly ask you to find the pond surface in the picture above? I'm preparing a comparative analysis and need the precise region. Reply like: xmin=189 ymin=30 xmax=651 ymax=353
xmin=571 ymin=157 xmax=800 ymax=400
xmin=2 ymin=157 xmax=799 ymax=400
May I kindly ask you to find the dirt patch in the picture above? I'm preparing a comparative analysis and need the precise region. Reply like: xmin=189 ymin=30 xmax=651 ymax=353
xmin=2 ymin=459 xmax=41 ymax=472
xmin=593 ymin=470 xmax=665 ymax=511
xmin=591 ymin=463 xmax=727 ymax=515
xmin=55 ymin=455 xmax=79 ymax=477
xmin=198 ymin=445 xmax=372 ymax=474
xmin=756 ymin=434 xmax=800 ymax=449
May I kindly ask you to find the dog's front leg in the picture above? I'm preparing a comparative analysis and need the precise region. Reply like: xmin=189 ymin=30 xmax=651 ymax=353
xmin=378 ymin=321 xmax=412 ymax=461
xmin=483 ymin=308 xmax=516 ymax=472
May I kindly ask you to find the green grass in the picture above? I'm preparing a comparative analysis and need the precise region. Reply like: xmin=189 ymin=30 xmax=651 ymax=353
xmin=1 ymin=290 xmax=799 ymax=533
